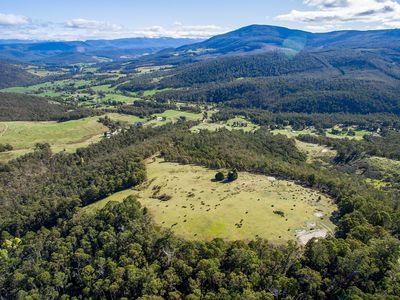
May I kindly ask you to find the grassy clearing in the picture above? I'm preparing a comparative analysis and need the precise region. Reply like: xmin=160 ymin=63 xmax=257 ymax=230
xmin=106 ymin=113 xmax=146 ymax=124
xmin=136 ymin=65 xmax=173 ymax=74
xmin=81 ymin=158 xmax=336 ymax=243
xmin=1 ymin=79 xmax=92 ymax=97
xmin=0 ymin=117 xmax=105 ymax=156
xmin=296 ymin=141 xmax=336 ymax=164
xmin=272 ymin=126 xmax=375 ymax=141
xmin=147 ymin=110 xmax=202 ymax=126
xmin=191 ymin=117 xmax=259 ymax=133
xmin=365 ymin=156 xmax=400 ymax=189
xmin=102 ymin=93 xmax=139 ymax=103
xmin=91 ymin=84 xmax=116 ymax=93
xmin=325 ymin=126 xmax=374 ymax=140
xmin=0 ymin=113 xmax=144 ymax=162
xmin=272 ymin=127 xmax=316 ymax=138
xmin=142 ymin=88 xmax=176 ymax=97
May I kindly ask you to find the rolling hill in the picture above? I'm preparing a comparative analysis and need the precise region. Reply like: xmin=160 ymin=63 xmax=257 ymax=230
xmin=0 ymin=37 xmax=200 ymax=65
xmin=116 ymin=25 xmax=400 ymax=115
xmin=121 ymin=25 xmax=400 ymax=68
xmin=0 ymin=92 xmax=97 ymax=121
xmin=172 ymin=25 xmax=400 ymax=57
xmin=0 ymin=61 xmax=41 ymax=89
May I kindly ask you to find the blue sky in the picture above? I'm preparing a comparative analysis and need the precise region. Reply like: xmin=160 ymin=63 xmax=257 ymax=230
xmin=0 ymin=0 xmax=399 ymax=40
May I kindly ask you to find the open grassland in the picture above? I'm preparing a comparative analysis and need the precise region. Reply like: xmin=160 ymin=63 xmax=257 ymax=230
xmin=325 ymin=126 xmax=375 ymax=140
xmin=136 ymin=65 xmax=173 ymax=74
xmin=0 ymin=113 xmax=144 ymax=162
xmin=295 ymin=141 xmax=336 ymax=164
xmin=147 ymin=110 xmax=203 ymax=126
xmin=272 ymin=127 xmax=316 ymax=138
xmin=191 ymin=117 xmax=259 ymax=133
xmin=1 ymin=78 xmax=92 ymax=97
xmin=142 ymin=88 xmax=177 ymax=97
xmin=82 ymin=158 xmax=336 ymax=243
xmin=273 ymin=126 xmax=376 ymax=141
xmin=365 ymin=156 xmax=400 ymax=189
xmin=102 ymin=93 xmax=139 ymax=103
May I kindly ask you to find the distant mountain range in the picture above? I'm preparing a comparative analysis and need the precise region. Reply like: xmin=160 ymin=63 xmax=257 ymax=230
xmin=113 ymin=25 xmax=400 ymax=115
xmin=124 ymin=25 xmax=399 ymax=66
xmin=174 ymin=25 xmax=400 ymax=56
xmin=1 ymin=25 xmax=399 ymax=66
xmin=0 ymin=37 xmax=201 ymax=65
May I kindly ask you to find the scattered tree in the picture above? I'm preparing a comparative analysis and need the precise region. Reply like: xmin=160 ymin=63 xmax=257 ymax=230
xmin=227 ymin=169 xmax=238 ymax=182
xmin=215 ymin=171 xmax=225 ymax=181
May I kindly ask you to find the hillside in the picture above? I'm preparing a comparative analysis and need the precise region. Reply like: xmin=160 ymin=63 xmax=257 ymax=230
xmin=172 ymin=25 xmax=400 ymax=57
xmin=118 ymin=49 xmax=400 ymax=115
xmin=121 ymin=25 xmax=400 ymax=68
xmin=0 ymin=92 xmax=97 ymax=121
xmin=0 ymin=61 xmax=41 ymax=88
xmin=0 ymin=37 xmax=200 ymax=65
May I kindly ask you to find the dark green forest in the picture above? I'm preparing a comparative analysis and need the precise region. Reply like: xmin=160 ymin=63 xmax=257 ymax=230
xmin=0 ymin=92 xmax=99 ymax=121
xmin=0 ymin=62 xmax=41 ymax=89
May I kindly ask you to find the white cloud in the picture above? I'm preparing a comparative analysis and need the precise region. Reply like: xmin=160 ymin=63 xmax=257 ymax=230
xmin=132 ymin=23 xmax=227 ymax=39
xmin=304 ymin=0 xmax=350 ymax=8
xmin=0 ymin=13 xmax=29 ymax=26
xmin=66 ymin=18 xmax=122 ymax=31
xmin=0 ymin=17 xmax=226 ymax=40
xmin=276 ymin=0 xmax=400 ymax=31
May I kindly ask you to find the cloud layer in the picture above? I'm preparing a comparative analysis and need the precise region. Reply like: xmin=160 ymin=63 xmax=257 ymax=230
xmin=0 ymin=13 xmax=29 ymax=25
xmin=0 ymin=14 xmax=226 ymax=40
xmin=277 ymin=0 xmax=400 ymax=31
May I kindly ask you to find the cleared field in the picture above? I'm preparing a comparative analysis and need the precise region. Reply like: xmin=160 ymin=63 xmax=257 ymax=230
xmin=0 ymin=113 xmax=144 ymax=162
xmin=325 ymin=127 xmax=373 ymax=140
xmin=142 ymin=88 xmax=176 ymax=97
xmin=82 ymin=158 xmax=336 ymax=243
xmin=273 ymin=126 xmax=375 ymax=141
xmin=296 ymin=141 xmax=336 ymax=163
xmin=91 ymin=84 xmax=116 ymax=92
xmin=103 ymin=93 xmax=139 ymax=103
xmin=272 ymin=127 xmax=317 ymax=138
xmin=191 ymin=117 xmax=259 ymax=133
xmin=147 ymin=110 xmax=203 ymax=126
xmin=1 ymin=79 xmax=92 ymax=97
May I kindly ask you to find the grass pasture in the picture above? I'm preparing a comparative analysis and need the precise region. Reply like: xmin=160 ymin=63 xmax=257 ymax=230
xmin=142 ymin=88 xmax=176 ymax=97
xmin=0 ymin=113 xmax=144 ymax=162
xmin=191 ymin=117 xmax=259 ymax=133
xmin=295 ymin=141 xmax=336 ymax=163
xmin=147 ymin=110 xmax=203 ymax=126
xmin=82 ymin=158 xmax=336 ymax=243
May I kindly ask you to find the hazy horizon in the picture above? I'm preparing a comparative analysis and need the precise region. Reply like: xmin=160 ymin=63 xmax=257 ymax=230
xmin=0 ymin=0 xmax=399 ymax=41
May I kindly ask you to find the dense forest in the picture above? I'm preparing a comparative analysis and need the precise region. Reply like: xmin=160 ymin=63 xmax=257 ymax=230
xmin=0 ymin=62 xmax=41 ymax=88
xmin=0 ymin=92 xmax=99 ymax=121
xmin=116 ymin=50 xmax=400 ymax=115
xmin=152 ymin=77 xmax=400 ymax=114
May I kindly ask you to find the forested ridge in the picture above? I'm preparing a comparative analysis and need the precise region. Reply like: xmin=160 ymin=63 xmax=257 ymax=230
xmin=116 ymin=50 xmax=400 ymax=115
xmin=0 ymin=61 xmax=41 ymax=89
xmin=0 ymin=92 xmax=99 ymax=121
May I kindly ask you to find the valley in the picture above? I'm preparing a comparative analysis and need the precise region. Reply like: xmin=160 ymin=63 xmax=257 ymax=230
xmin=1 ymin=18 xmax=400 ymax=299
